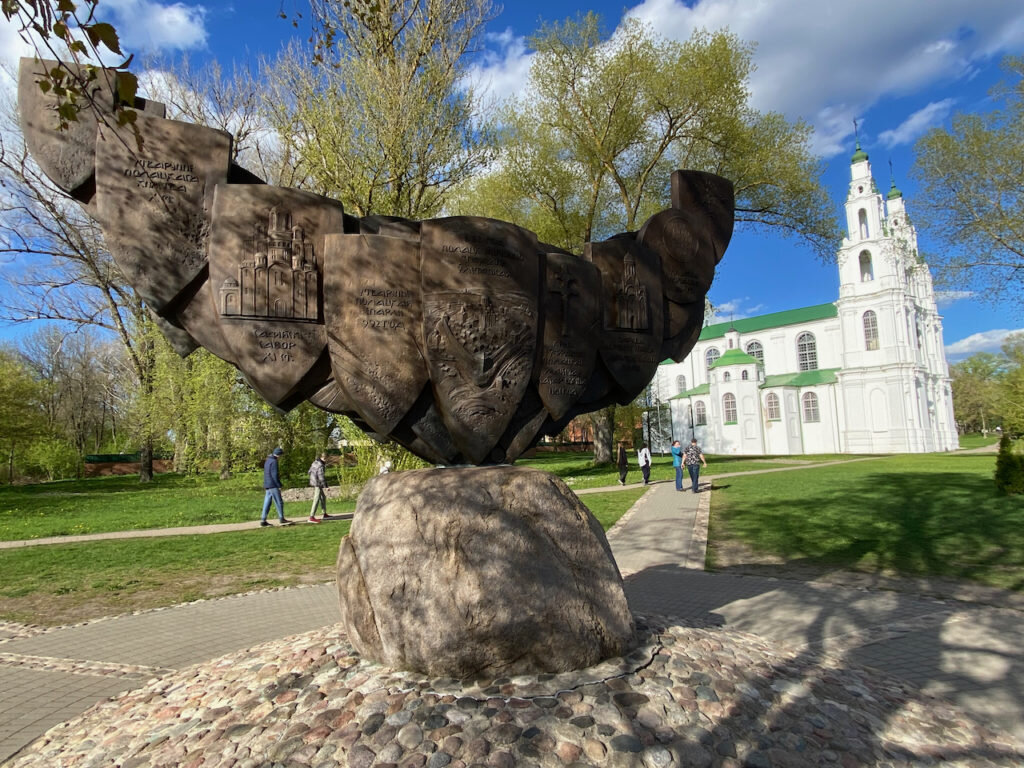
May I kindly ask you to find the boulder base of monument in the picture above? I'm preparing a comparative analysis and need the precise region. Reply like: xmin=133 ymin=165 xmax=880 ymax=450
xmin=336 ymin=466 xmax=635 ymax=677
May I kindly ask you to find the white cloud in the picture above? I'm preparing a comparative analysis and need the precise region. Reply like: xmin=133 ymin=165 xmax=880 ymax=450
xmin=879 ymin=99 xmax=956 ymax=147
xmin=934 ymin=289 xmax=974 ymax=308
xmin=945 ymin=328 xmax=1024 ymax=359
xmin=708 ymin=298 xmax=764 ymax=323
xmin=99 ymin=0 xmax=208 ymax=53
xmin=465 ymin=28 xmax=534 ymax=105
xmin=622 ymin=0 xmax=1024 ymax=156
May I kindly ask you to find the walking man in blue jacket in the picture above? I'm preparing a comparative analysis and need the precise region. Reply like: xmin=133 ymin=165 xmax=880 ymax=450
xmin=260 ymin=447 xmax=292 ymax=527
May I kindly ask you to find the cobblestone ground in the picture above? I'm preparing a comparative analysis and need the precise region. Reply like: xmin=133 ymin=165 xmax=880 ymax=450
xmin=6 ymin=616 xmax=1022 ymax=768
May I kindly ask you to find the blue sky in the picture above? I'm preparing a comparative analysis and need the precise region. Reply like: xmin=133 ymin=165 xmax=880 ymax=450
xmin=2 ymin=0 xmax=1023 ymax=361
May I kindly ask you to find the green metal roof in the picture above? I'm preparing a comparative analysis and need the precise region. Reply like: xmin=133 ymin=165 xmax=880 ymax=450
xmin=699 ymin=303 xmax=837 ymax=340
xmin=886 ymin=180 xmax=903 ymax=200
xmin=709 ymin=349 xmax=758 ymax=368
xmin=670 ymin=383 xmax=710 ymax=399
xmin=851 ymin=141 xmax=868 ymax=164
xmin=761 ymin=368 xmax=840 ymax=388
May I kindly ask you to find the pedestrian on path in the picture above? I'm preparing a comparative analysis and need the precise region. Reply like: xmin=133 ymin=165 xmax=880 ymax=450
xmin=307 ymin=452 xmax=329 ymax=523
xmin=684 ymin=438 xmax=707 ymax=493
xmin=671 ymin=440 xmax=683 ymax=490
xmin=617 ymin=443 xmax=629 ymax=485
xmin=637 ymin=444 xmax=652 ymax=485
xmin=260 ymin=447 xmax=292 ymax=527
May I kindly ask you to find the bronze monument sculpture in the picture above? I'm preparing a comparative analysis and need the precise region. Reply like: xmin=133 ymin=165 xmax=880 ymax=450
xmin=19 ymin=58 xmax=734 ymax=676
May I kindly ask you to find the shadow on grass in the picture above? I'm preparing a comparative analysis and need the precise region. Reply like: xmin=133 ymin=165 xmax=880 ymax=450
xmin=715 ymin=469 xmax=1024 ymax=591
xmin=626 ymin=563 xmax=1024 ymax=756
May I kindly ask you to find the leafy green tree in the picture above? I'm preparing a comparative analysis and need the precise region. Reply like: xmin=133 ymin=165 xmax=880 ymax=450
xmin=262 ymin=0 xmax=497 ymax=218
xmin=0 ymin=349 xmax=48 ymax=482
xmin=454 ymin=14 xmax=838 ymax=460
xmin=452 ymin=14 xmax=837 ymax=252
xmin=950 ymin=352 xmax=1006 ymax=434
xmin=998 ymin=332 xmax=1024 ymax=434
xmin=912 ymin=57 xmax=1024 ymax=310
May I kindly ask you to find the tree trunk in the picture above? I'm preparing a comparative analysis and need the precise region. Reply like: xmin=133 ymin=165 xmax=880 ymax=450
xmin=592 ymin=406 xmax=615 ymax=465
xmin=139 ymin=440 xmax=154 ymax=483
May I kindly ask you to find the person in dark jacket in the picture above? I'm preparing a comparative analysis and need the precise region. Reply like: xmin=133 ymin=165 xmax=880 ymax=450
xmin=617 ymin=443 xmax=629 ymax=485
xmin=260 ymin=447 xmax=292 ymax=527
xmin=308 ymin=452 xmax=329 ymax=523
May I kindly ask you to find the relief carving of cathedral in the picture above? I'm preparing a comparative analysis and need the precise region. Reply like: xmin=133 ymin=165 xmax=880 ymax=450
xmin=616 ymin=253 xmax=649 ymax=330
xmin=219 ymin=206 xmax=320 ymax=321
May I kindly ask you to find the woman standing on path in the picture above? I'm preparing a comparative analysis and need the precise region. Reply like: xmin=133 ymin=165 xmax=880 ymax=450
xmin=671 ymin=440 xmax=683 ymax=490
xmin=684 ymin=438 xmax=708 ymax=493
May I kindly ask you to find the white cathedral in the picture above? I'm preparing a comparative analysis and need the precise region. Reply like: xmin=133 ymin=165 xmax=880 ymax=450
xmin=653 ymin=143 xmax=959 ymax=455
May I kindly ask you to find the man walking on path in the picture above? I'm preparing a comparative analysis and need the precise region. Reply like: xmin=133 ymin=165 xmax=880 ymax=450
xmin=671 ymin=440 xmax=683 ymax=490
xmin=637 ymin=444 xmax=652 ymax=485
xmin=617 ymin=443 xmax=629 ymax=485
xmin=683 ymin=438 xmax=708 ymax=493
xmin=308 ymin=453 xmax=329 ymax=523
xmin=260 ymin=447 xmax=292 ymax=527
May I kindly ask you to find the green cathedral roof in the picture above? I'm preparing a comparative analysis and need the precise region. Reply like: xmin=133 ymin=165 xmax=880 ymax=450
xmin=709 ymin=349 xmax=759 ymax=368
xmin=698 ymin=303 xmax=838 ymax=340
xmin=762 ymin=368 xmax=840 ymax=387
xmin=851 ymin=141 xmax=869 ymax=164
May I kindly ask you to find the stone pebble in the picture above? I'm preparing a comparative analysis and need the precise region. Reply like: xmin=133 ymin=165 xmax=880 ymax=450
xmin=6 ymin=615 xmax=1023 ymax=768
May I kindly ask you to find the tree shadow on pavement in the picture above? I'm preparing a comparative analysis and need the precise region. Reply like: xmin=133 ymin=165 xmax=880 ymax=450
xmin=625 ymin=563 xmax=1024 ymax=761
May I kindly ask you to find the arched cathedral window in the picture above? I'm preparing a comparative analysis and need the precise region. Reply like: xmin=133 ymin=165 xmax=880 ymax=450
xmin=859 ymin=251 xmax=873 ymax=281
xmin=802 ymin=392 xmax=820 ymax=423
xmin=705 ymin=347 xmax=720 ymax=373
xmin=675 ymin=375 xmax=687 ymax=394
xmin=745 ymin=340 xmax=763 ymax=364
xmin=797 ymin=333 xmax=818 ymax=371
xmin=694 ymin=401 xmax=707 ymax=426
xmin=723 ymin=393 xmax=737 ymax=423
xmin=863 ymin=310 xmax=879 ymax=350
xmin=858 ymin=209 xmax=869 ymax=239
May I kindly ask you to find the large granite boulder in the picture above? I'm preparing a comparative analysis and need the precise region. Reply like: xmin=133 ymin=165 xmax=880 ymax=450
xmin=337 ymin=466 xmax=635 ymax=677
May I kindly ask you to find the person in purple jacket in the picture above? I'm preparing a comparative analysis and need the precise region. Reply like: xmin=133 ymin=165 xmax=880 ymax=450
xmin=260 ymin=447 xmax=292 ymax=527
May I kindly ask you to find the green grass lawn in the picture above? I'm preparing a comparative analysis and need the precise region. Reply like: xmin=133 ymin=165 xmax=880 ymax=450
xmin=0 ymin=476 xmax=645 ymax=625
xmin=710 ymin=452 xmax=1024 ymax=590
xmin=957 ymin=433 xmax=1001 ymax=450
xmin=0 ymin=472 xmax=356 ymax=540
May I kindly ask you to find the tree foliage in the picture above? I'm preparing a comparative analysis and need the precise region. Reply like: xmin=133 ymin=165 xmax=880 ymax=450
xmin=912 ymin=57 xmax=1024 ymax=312
xmin=261 ymin=0 xmax=497 ymax=218
xmin=0 ymin=348 xmax=48 ymax=482
xmin=451 ymin=14 xmax=838 ymax=256
xmin=951 ymin=352 xmax=1006 ymax=433
xmin=2 ymin=0 xmax=139 ymax=129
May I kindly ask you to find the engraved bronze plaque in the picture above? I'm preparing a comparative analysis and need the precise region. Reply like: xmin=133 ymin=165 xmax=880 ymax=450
xmin=324 ymin=234 xmax=428 ymax=435
xmin=94 ymin=114 xmax=231 ymax=312
xmin=638 ymin=170 xmax=734 ymax=305
xmin=586 ymin=236 xmax=664 ymax=397
xmin=538 ymin=253 xmax=601 ymax=420
xmin=208 ymin=184 xmax=341 ymax=407
xmin=420 ymin=217 xmax=540 ymax=464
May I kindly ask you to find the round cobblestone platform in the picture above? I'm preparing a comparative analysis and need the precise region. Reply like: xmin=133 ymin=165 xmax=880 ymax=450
xmin=6 ymin=615 xmax=1023 ymax=768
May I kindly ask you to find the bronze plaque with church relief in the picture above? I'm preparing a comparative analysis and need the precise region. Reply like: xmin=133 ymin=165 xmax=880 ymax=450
xmin=586 ymin=236 xmax=664 ymax=397
xmin=420 ymin=217 xmax=540 ymax=464
xmin=94 ymin=114 xmax=231 ymax=313
xmin=208 ymin=185 xmax=341 ymax=407
xmin=323 ymin=234 xmax=428 ymax=435
xmin=538 ymin=253 xmax=601 ymax=420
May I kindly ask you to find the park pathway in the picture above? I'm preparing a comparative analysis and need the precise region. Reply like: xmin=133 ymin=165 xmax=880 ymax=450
xmin=2 ymin=470 xmax=1024 ymax=762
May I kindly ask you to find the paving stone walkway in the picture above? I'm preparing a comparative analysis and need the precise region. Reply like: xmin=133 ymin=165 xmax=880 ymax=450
xmin=1 ymin=472 xmax=1022 ymax=763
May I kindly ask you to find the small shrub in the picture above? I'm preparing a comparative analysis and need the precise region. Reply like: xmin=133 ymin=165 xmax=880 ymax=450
xmin=994 ymin=434 xmax=1024 ymax=495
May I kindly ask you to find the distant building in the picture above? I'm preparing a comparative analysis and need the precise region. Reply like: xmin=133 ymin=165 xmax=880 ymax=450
xmin=654 ymin=143 xmax=958 ymax=455
xmin=219 ymin=206 xmax=319 ymax=321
